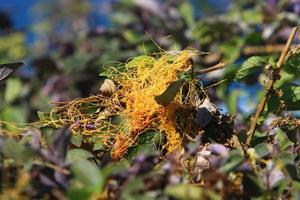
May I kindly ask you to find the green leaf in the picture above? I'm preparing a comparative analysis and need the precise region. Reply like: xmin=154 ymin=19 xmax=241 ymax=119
xmin=275 ymin=129 xmax=293 ymax=150
xmin=121 ymin=177 xmax=145 ymax=200
xmin=165 ymin=184 xmax=221 ymax=200
xmin=4 ymin=78 xmax=22 ymax=103
xmin=126 ymin=130 xmax=162 ymax=160
xmin=37 ymin=111 xmax=49 ymax=121
xmin=285 ymin=164 xmax=299 ymax=181
xmin=71 ymin=133 xmax=83 ymax=147
xmin=179 ymin=2 xmax=195 ymax=28
xmin=155 ymin=79 xmax=185 ymax=106
xmin=227 ymin=89 xmax=239 ymax=114
xmin=268 ymin=83 xmax=300 ymax=111
xmin=126 ymin=55 xmax=155 ymax=68
xmin=67 ymin=149 xmax=94 ymax=162
xmin=277 ymin=152 xmax=294 ymax=165
xmin=242 ymin=174 xmax=264 ymax=197
xmin=242 ymin=9 xmax=263 ymax=24
xmin=123 ymin=30 xmax=143 ymax=44
xmin=1 ymin=106 xmax=26 ymax=131
xmin=284 ymin=52 xmax=300 ymax=76
xmin=2 ymin=138 xmax=32 ymax=162
xmin=220 ymin=37 xmax=244 ymax=63
xmin=93 ymin=142 xmax=104 ymax=151
xmin=234 ymin=56 xmax=268 ymax=81
xmin=71 ymin=159 xmax=103 ymax=188
xmin=0 ymin=62 xmax=24 ymax=82
xmin=219 ymin=149 xmax=244 ymax=173
xmin=254 ymin=143 xmax=272 ymax=159
xmin=67 ymin=188 xmax=94 ymax=200
xmin=165 ymin=184 xmax=202 ymax=200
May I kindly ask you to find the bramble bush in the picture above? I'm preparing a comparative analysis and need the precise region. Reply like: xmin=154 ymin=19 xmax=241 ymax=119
xmin=0 ymin=1 xmax=300 ymax=199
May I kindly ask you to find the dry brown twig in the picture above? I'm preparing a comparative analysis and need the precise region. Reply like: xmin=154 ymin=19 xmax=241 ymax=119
xmin=242 ymin=44 xmax=300 ymax=56
xmin=194 ymin=62 xmax=227 ymax=74
xmin=246 ymin=26 xmax=299 ymax=146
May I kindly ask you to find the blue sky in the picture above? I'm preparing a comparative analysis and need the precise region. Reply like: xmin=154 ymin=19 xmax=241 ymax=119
xmin=0 ymin=0 xmax=38 ymax=29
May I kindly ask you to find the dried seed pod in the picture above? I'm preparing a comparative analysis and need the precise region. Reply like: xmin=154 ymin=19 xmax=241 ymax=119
xmin=100 ymin=79 xmax=116 ymax=96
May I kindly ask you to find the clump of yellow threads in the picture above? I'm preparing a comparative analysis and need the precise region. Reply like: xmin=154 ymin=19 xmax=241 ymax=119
xmin=43 ymin=49 xmax=199 ymax=159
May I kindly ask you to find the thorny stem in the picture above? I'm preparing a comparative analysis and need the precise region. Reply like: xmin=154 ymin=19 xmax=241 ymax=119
xmin=193 ymin=62 xmax=227 ymax=74
xmin=246 ymin=26 xmax=299 ymax=146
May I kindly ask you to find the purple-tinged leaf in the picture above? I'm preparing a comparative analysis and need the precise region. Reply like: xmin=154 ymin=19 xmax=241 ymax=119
xmin=207 ymin=143 xmax=228 ymax=156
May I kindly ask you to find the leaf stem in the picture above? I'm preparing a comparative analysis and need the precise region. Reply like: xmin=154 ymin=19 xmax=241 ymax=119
xmin=246 ymin=26 xmax=299 ymax=146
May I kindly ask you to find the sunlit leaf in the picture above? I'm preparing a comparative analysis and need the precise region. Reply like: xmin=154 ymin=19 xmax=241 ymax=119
xmin=155 ymin=79 xmax=185 ymax=106
xmin=234 ymin=56 xmax=268 ymax=81
xmin=254 ymin=143 xmax=272 ymax=159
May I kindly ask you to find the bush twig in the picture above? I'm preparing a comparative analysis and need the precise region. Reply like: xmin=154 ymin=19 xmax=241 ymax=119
xmin=194 ymin=62 xmax=227 ymax=74
xmin=246 ymin=26 xmax=299 ymax=146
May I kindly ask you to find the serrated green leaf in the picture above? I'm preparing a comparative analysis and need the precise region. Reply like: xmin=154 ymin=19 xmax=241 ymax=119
xmin=155 ymin=79 xmax=185 ymax=106
xmin=284 ymin=52 xmax=300 ymax=76
xmin=235 ymin=56 xmax=268 ymax=81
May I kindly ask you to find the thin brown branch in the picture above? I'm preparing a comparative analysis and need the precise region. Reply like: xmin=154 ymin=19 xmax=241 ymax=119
xmin=242 ymin=44 xmax=300 ymax=56
xmin=193 ymin=62 xmax=227 ymax=74
xmin=246 ymin=26 xmax=299 ymax=146
xmin=33 ymin=161 xmax=70 ymax=175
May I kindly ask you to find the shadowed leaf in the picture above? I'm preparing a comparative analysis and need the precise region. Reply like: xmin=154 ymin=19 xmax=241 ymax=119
xmin=0 ymin=62 xmax=24 ymax=82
